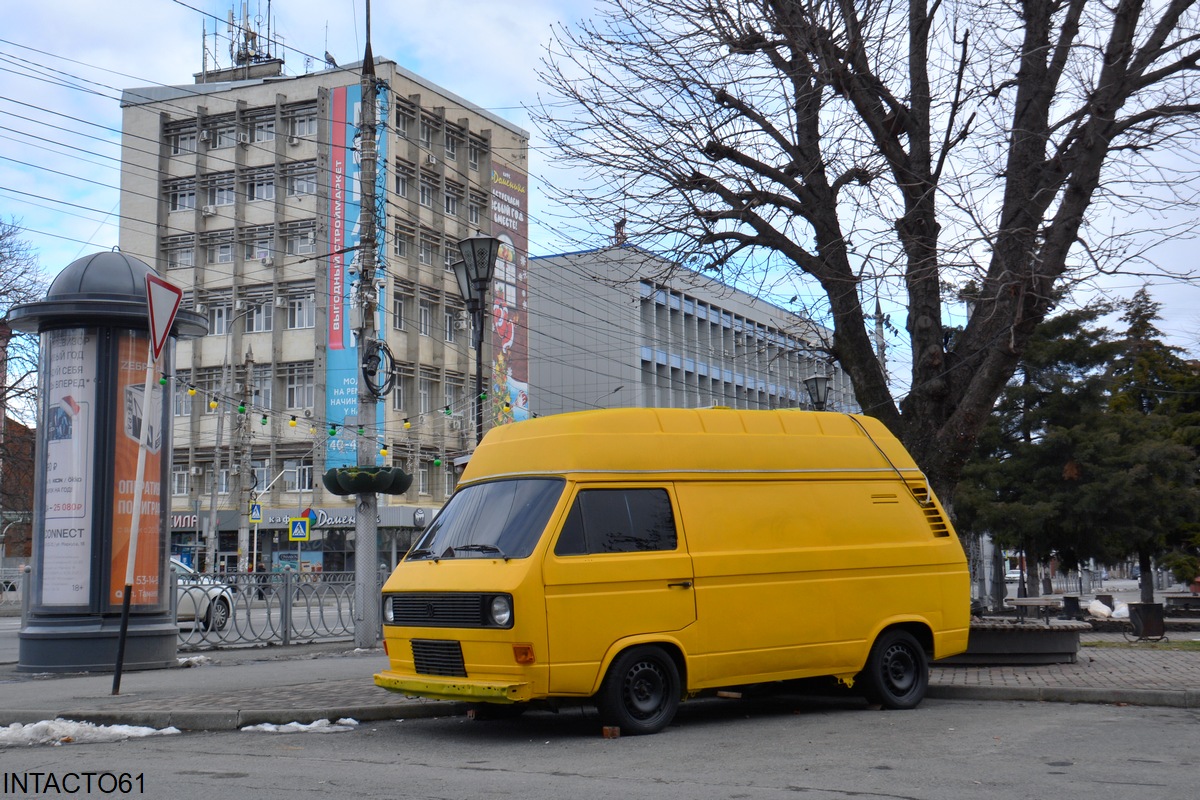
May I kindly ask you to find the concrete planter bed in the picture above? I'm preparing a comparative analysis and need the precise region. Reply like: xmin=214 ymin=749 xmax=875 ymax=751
xmin=936 ymin=619 xmax=1093 ymax=666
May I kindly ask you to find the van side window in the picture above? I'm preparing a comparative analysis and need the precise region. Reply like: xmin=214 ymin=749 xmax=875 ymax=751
xmin=555 ymin=488 xmax=677 ymax=555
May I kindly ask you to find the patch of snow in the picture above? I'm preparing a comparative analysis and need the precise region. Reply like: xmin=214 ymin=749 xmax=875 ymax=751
xmin=176 ymin=655 xmax=213 ymax=668
xmin=0 ymin=719 xmax=180 ymax=748
xmin=240 ymin=718 xmax=359 ymax=734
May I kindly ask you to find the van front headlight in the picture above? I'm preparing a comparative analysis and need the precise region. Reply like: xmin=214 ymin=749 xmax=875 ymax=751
xmin=488 ymin=595 xmax=513 ymax=628
xmin=382 ymin=595 xmax=394 ymax=623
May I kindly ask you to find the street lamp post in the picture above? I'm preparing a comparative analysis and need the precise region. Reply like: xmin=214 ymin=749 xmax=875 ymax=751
xmin=453 ymin=233 xmax=501 ymax=444
xmin=803 ymin=372 xmax=832 ymax=411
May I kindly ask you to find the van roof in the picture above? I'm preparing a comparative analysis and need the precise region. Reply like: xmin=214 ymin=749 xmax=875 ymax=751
xmin=463 ymin=408 xmax=924 ymax=482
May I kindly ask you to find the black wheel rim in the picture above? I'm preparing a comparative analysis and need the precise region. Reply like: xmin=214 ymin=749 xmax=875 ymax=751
xmin=881 ymin=642 xmax=917 ymax=695
xmin=622 ymin=659 xmax=668 ymax=720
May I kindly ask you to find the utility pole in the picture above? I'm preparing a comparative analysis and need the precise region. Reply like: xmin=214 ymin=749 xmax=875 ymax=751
xmin=236 ymin=345 xmax=254 ymax=574
xmin=353 ymin=0 xmax=381 ymax=649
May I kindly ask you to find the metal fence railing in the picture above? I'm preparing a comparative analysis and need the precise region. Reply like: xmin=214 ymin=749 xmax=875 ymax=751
xmin=0 ymin=567 xmax=373 ymax=650
xmin=173 ymin=568 xmax=359 ymax=649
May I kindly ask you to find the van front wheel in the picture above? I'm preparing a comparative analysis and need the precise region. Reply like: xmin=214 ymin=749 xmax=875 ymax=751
xmin=859 ymin=630 xmax=928 ymax=709
xmin=596 ymin=646 xmax=680 ymax=735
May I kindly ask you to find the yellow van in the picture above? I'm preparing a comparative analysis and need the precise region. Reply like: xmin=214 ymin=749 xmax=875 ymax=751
xmin=375 ymin=408 xmax=970 ymax=734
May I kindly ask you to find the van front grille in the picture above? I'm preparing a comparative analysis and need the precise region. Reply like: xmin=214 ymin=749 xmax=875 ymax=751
xmin=390 ymin=592 xmax=488 ymax=627
xmin=411 ymin=639 xmax=467 ymax=677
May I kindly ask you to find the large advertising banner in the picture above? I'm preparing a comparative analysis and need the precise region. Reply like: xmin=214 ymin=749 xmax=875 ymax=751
xmin=40 ymin=328 xmax=97 ymax=606
xmin=489 ymin=165 xmax=531 ymax=426
xmin=108 ymin=331 xmax=164 ymax=608
xmin=325 ymin=83 xmax=388 ymax=469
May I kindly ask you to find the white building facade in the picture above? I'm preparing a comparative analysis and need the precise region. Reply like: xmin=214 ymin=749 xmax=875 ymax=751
xmin=117 ymin=58 xmax=529 ymax=572
xmin=528 ymin=247 xmax=855 ymax=416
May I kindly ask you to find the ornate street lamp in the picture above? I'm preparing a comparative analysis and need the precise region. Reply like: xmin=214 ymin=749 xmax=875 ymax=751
xmin=454 ymin=233 xmax=501 ymax=443
xmin=803 ymin=372 xmax=832 ymax=411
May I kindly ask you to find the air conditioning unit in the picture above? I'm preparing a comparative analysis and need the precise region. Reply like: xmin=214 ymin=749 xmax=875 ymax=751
xmin=261 ymin=256 xmax=274 ymax=267
xmin=189 ymin=466 xmax=204 ymax=476
xmin=274 ymin=296 xmax=288 ymax=308
xmin=199 ymin=130 xmax=211 ymax=143
xmin=195 ymin=303 xmax=208 ymax=315
xmin=303 ymin=408 xmax=314 ymax=419
xmin=238 ymin=132 xmax=250 ymax=145
xmin=235 ymin=299 xmax=247 ymax=310
xmin=230 ymin=464 xmax=241 ymax=475
xmin=453 ymin=318 xmax=468 ymax=331
xmin=448 ymin=417 xmax=463 ymax=431
xmin=426 ymin=154 xmax=438 ymax=165
xmin=201 ymin=205 xmax=216 ymax=217
xmin=287 ymin=136 xmax=300 ymax=146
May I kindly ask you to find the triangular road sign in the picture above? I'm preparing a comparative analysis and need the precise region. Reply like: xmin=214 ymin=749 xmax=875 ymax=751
xmin=146 ymin=274 xmax=183 ymax=361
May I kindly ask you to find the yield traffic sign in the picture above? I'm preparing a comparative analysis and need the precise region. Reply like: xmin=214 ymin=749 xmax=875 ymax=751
xmin=145 ymin=274 xmax=183 ymax=360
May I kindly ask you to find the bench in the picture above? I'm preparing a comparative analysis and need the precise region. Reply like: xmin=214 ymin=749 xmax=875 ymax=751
xmin=1163 ymin=593 xmax=1200 ymax=613
xmin=1007 ymin=597 xmax=1063 ymax=625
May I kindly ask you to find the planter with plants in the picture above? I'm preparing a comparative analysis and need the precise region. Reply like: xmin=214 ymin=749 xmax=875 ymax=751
xmin=321 ymin=466 xmax=414 ymax=496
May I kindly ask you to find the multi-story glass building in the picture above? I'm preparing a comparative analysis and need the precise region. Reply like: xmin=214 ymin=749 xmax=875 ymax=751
xmin=117 ymin=56 xmax=529 ymax=573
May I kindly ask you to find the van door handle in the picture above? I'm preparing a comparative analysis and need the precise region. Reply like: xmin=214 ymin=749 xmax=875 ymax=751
xmin=667 ymin=581 xmax=692 ymax=589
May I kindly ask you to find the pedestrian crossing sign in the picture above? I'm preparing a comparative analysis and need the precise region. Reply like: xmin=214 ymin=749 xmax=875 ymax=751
xmin=288 ymin=517 xmax=310 ymax=542
xmin=250 ymin=503 xmax=262 ymax=523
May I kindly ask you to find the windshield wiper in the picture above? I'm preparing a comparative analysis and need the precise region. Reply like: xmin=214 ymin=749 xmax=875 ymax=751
xmin=405 ymin=548 xmax=437 ymax=561
xmin=451 ymin=543 xmax=507 ymax=559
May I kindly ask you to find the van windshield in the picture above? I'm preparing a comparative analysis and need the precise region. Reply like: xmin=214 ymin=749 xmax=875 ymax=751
xmin=405 ymin=478 xmax=565 ymax=561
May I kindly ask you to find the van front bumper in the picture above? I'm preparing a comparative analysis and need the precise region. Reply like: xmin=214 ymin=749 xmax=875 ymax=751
xmin=374 ymin=670 xmax=533 ymax=703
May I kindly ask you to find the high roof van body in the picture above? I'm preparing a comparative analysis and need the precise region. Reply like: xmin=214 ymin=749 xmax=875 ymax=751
xmin=375 ymin=408 xmax=970 ymax=733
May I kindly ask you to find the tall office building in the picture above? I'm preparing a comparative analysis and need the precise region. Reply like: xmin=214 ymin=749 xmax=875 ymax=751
xmin=118 ymin=52 xmax=529 ymax=572
xmin=529 ymin=247 xmax=855 ymax=416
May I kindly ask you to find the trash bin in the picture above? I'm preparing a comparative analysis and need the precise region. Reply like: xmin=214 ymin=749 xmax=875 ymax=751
xmin=1128 ymin=603 xmax=1166 ymax=641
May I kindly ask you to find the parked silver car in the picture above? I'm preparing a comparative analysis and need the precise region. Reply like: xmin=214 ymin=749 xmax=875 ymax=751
xmin=172 ymin=558 xmax=233 ymax=631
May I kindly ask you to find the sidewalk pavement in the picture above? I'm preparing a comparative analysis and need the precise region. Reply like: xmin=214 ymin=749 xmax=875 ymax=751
xmin=0 ymin=630 xmax=1197 ymax=732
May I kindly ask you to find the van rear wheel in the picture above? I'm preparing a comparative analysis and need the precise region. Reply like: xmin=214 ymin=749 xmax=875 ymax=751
xmin=859 ymin=629 xmax=928 ymax=709
xmin=596 ymin=645 xmax=680 ymax=735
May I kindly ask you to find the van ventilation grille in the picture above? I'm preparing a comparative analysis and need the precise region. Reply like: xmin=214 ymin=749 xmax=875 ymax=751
xmin=390 ymin=592 xmax=488 ymax=627
xmin=411 ymin=639 xmax=467 ymax=677
xmin=909 ymin=485 xmax=952 ymax=538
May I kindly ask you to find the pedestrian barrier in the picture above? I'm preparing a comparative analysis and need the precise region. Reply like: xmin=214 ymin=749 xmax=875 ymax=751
xmin=173 ymin=568 xmax=362 ymax=649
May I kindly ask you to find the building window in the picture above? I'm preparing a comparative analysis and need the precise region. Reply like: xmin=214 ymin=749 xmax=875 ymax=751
xmin=286 ymin=164 xmax=317 ymax=196
xmin=286 ymin=363 xmax=315 ymax=409
xmin=420 ymin=119 xmax=434 ymax=148
xmin=468 ymin=203 xmax=481 ymax=226
xmin=289 ymin=112 xmax=317 ymax=138
xmin=173 ymin=372 xmax=193 ymax=416
xmin=249 ymin=362 xmax=273 ymax=407
xmin=245 ymin=176 xmax=275 ymax=202
xmin=445 ymin=131 xmax=458 ymax=160
xmin=391 ymin=371 xmax=406 ymax=411
xmin=216 ymin=468 xmax=232 ymax=495
xmin=244 ymin=233 xmax=273 ymax=262
xmin=394 ymin=161 xmax=414 ymax=198
xmin=207 ymin=241 xmax=234 ymax=264
xmin=244 ymin=302 xmax=273 ymax=334
xmin=444 ymin=192 xmax=459 ymax=217
xmin=392 ymin=292 xmax=406 ymax=330
xmin=172 ymin=467 xmax=190 ymax=496
xmin=208 ymin=303 xmax=232 ymax=335
xmin=418 ymin=461 xmax=431 ymax=495
xmin=419 ymin=300 xmax=433 ymax=336
xmin=468 ymin=139 xmax=484 ymax=170
xmin=253 ymin=119 xmax=275 ymax=142
xmin=419 ymin=179 xmax=434 ymax=208
xmin=167 ymin=181 xmax=196 ymax=212
xmin=170 ymin=131 xmax=197 ymax=155
xmin=444 ymin=310 xmax=456 ymax=343
xmin=284 ymin=458 xmax=313 ymax=492
xmin=165 ymin=237 xmax=195 ymax=270
xmin=213 ymin=124 xmax=237 ymax=149
xmin=419 ymin=377 xmax=432 ymax=414
xmin=285 ymin=229 xmax=316 ymax=256
xmin=287 ymin=295 xmax=315 ymax=329
xmin=418 ymin=238 xmax=433 ymax=265
xmin=252 ymin=460 xmax=270 ymax=492
xmin=207 ymin=175 xmax=236 ymax=206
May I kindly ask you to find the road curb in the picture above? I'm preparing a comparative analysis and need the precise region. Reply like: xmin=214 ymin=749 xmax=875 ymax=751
xmin=928 ymin=685 xmax=1200 ymax=708
xmin=0 ymin=701 xmax=469 ymax=732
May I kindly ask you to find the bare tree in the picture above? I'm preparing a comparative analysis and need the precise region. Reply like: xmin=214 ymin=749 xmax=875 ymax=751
xmin=0 ymin=217 xmax=46 ymax=422
xmin=533 ymin=0 xmax=1200 ymax=500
